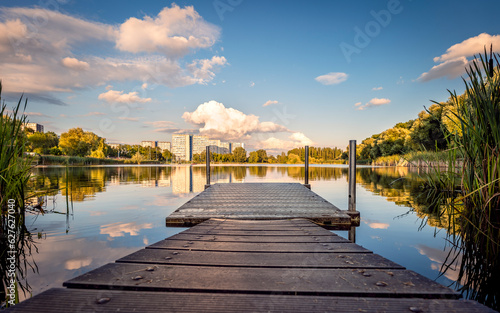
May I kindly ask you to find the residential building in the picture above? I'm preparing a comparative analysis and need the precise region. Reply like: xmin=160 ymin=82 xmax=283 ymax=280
xmin=157 ymin=141 xmax=171 ymax=152
xmin=24 ymin=123 xmax=44 ymax=133
xmin=192 ymin=135 xmax=209 ymax=155
xmin=141 ymin=141 xmax=157 ymax=148
xmin=172 ymin=134 xmax=192 ymax=161
xmin=232 ymin=142 xmax=245 ymax=152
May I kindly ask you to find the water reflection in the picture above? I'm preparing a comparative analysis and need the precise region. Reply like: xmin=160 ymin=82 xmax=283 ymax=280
xmin=7 ymin=165 xmax=494 ymax=307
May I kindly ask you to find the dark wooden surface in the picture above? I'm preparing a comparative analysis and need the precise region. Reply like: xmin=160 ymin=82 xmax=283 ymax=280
xmin=117 ymin=249 xmax=405 ymax=268
xmin=166 ymin=183 xmax=356 ymax=228
xmin=6 ymin=218 xmax=495 ymax=312
xmin=7 ymin=288 xmax=496 ymax=313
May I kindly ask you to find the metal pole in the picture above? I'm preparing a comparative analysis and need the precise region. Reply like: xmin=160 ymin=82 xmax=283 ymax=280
xmin=205 ymin=146 xmax=210 ymax=189
xmin=304 ymin=146 xmax=310 ymax=189
xmin=348 ymin=140 xmax=356 ymax=212
xmin=348 ymin=140 xmax=356 ymax=242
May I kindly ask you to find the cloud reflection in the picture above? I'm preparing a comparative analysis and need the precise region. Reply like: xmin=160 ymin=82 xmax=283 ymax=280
xmin=100 ymin=222 xmax=153 ymax=237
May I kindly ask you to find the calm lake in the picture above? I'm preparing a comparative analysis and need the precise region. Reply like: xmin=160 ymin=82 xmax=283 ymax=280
xmin=22 ymin=164 xmax=458 ymax=301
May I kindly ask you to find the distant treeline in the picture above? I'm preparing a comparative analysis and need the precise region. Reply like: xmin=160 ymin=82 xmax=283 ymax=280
xmin=24 ymin=127 xmax=346 ymax=164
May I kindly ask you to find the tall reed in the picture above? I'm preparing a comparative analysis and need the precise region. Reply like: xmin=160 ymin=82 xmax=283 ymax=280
xmin=438 ymin=48 xmax=500 ymax=309
xmin=0 ymin=82 xmax=37 ymax=306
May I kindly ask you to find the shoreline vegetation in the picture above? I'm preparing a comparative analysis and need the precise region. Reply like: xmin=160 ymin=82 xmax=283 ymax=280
xmin=31 ymin=150 xmax=454 ymax=168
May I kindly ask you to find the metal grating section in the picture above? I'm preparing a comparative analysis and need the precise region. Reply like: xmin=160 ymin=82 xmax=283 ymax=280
xmin=166 ymin=183 xmax=352 ymax=227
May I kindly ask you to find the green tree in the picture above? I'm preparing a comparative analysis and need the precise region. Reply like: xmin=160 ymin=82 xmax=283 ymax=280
xmin=27 ymin=131 xmax=59 ymax=154
xmin=232 ymin=147 xmax=247 ymax=163
xmin=59 ymin=127 xmax=105 ymax=157
xmin=409 ymin=104 xmax=447 ymax=151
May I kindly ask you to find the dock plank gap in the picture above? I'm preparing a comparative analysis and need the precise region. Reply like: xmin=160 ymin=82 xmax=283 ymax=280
xmin=166 ymin=183 xmax=360 ymax=229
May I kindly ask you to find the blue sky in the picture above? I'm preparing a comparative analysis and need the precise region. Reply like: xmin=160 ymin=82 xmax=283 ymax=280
xmin=1 ymin=0 xmax=499 ymax=153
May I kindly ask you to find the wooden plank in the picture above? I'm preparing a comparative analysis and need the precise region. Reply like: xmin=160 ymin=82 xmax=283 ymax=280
xmin=63 ymin=263 xmax=460 ymax=299
xmin=147 ymin=239 xmax=369 ymax=253
xmin=117 ymin=249 xmax=405 ymax=269
xmin=168 ymin=233 xmax=349 ymax=243
xmin=6 ymin=288 xmax=495 ymax=313
xmin=179 ymin=228 xmax=337 ymax=237
xmin=199 ymin=218 xmax=317 ymax=226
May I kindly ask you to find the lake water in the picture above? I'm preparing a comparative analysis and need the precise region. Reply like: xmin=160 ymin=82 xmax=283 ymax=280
xmin=21 ymin=164 xmax=458 ymax=301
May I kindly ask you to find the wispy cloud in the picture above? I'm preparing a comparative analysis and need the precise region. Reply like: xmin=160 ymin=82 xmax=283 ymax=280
xmin=263 ymin=100 xmax=279 ymax=107
xmin=118 ymin=117 xmax=140 ymax=122
xmin=356 ymin=98 xmax=391 ymax=111
xmin=372 ymin=86 xmax=383 ymax=91
xmin=98 ymin=90 xmax=151 ymax=104
xmin=315 ymin=72 xmax=348 ymax=85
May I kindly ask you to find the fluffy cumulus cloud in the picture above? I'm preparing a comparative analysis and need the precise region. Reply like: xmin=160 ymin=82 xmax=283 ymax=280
xmin=419 ymin=33 xmax=500 ymax=82
xmin=315 ymin=72 xmax=348 ymax=85
xmin=256 ymin=132 xmax=314 ymax=151
xmin=62 ymin=57 xmax=89 ymax=71
xmin=0 ymin=5 xmax=225 ymax=103
xmin=182 ymin=100 xmax=289 ymax=140
xmin=356 ymin=98 xmax=391 ymax=111
xmin=98 ymin=90 xmax=151 ymax=104
xmin=263 ymin=100 xmax=279 ymax=107
xmin=116 ymin=4 xmax=220 ymax=57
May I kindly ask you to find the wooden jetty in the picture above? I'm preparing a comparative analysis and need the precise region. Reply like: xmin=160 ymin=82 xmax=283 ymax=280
xmin=166 ymin=183 xmax=360 ymax=228
xmin=6 ymin=218 xmax=495 ymax=312
xmin=5 ymin=182 xmax=495 ymax=312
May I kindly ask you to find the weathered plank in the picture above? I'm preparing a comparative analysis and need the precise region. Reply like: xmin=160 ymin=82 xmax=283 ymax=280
xmin=117 ymin=249 xmax=405 ymax=269
xmin=168 ymin=233 xmax=349 ymax=243
xmin=166 ymin=183 xmax=354 ymax=228
xmin=179 ymin=228 xmax=337 ymax=236
xmin=6 ymin=288 xmax=495 ymax=313
xmin=147 ymin=239 xmax=369 ymax=253
xmin=63 ymin=263 xmax=459 ymax=299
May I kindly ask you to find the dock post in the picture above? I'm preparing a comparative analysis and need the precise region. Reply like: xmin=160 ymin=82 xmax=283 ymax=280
xmin=304 ymin=146 xmax=310 ymax=189
xmin=348 ymin=140 xmax=357 ymax=242
xmin=205 ymin=146 xmax=210 ymax=189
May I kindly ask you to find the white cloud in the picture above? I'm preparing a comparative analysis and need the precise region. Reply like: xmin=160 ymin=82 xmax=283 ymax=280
xmin=116 ymin=4 xmax=220 ymax=58
xmin=144 ymin=121 xmax=176 ymax=128
xmin=372 ymin=86 xmax=383 ymax=91
xmin=256 ymin=132 xmax=314 ymax=151
xmin=250 ymin=81 xmax=255 ymax=87
xmin=182 ymin=100 xmax=289 ymax=140
xmin=263 ymin=100 xmax=279 ymax=107
xmin=356 ymin=98 xmax=391 ymax=111
xmin=0 ymin=5 xmax=225 ymax=101
xmin=315 ymin=72 xmax=348 ymax=85
xmin=62 ymin=57 xmax=89 ymax=71
xmin=418 ymin=57 xmax=469 ymax=82
xmin=188 ymin=56 xmax=227 ymax=83
xmin=141 ymin=83 xmax=148 ymax=89
xmin=98 ymin=90 xmax=151 ymax=104
xmin=434 ymin=33 xmax=500 ymax=63
xmin=419 ymin=33 xmax=500 ymax=82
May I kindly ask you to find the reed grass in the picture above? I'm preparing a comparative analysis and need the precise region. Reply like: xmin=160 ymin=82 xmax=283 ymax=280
xmin=432 ymin=48 xmax=500 ymax=310
xmin=0 ymin=82 xmax=37 ymax=306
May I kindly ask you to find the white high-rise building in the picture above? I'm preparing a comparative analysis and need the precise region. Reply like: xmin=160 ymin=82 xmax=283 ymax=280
xmin=192 ymin=135 xmax=209 ymax=155
xmin=172 ymin=134 xmax=192 ymax=161
xmin=157 ymin=141 xmax=171 ymax=152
